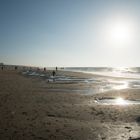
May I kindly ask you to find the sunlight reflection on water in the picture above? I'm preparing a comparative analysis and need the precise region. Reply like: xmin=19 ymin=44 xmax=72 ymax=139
xmin=111 ymin=81 xmax=128 ymax=90
xmin=94 ymin=97 xmax=140 ymax=105
xmin=23 ymin=70 xmax=140 ymax=95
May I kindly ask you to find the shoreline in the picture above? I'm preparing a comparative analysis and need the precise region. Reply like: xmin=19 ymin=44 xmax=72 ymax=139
xmin=22 ymin=69 xmax=140 ymax=96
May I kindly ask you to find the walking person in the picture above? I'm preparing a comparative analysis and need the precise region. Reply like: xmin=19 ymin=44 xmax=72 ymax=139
xmin=52 ymin=70 xmax=56 ymax=82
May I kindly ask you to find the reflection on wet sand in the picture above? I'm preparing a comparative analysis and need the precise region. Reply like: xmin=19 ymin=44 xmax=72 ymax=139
xmin=94 ymin=97 xmax=140 ymax=105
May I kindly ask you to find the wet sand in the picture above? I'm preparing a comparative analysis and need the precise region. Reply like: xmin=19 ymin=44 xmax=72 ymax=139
xmin=0 ymin=70 xmax=140 ymax=140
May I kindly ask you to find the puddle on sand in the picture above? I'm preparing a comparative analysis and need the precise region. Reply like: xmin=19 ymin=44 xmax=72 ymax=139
xmin=94 ymin=97 xmax=140 ymax=105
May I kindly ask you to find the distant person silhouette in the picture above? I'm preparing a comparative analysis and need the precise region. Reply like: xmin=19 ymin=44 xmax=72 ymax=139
xmin=15 ymin=66 xmax=18 ymax=70
xmin=56 ymin=67 xmax=58 ymax=71
xmin=52 ymin=70 xmax=56 ymax=76
xmin=52 ymin=70 xmax=56 ymax=82
xmin=1 ymin=66 xmax=3 ymax=70
xmin=44 ymin=67 xmax=46 ymax=71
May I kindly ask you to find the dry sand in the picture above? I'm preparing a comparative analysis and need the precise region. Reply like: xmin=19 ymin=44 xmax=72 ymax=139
xmin=0 ymin=70 xmax=140 ymax=140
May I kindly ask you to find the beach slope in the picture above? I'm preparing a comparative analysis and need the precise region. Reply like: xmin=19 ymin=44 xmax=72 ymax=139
xmin=0 ymin=70 xmax=140 ymax=140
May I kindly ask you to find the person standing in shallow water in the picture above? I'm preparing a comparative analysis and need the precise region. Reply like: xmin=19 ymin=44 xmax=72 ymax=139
xmin=15 ymin=66 xmax=18 ymax=70
xmin=56 ymin=67 xmax=57 ymax=71
xmin=52 ymin=70 xmax=56 ymax=82
xmin=44 ymin=67 xmax=46 ymax=71
xmin=52 ymin=70 xmax=56 ymax=76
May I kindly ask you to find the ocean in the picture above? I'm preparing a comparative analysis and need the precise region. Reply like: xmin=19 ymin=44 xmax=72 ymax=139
xmin=64 ymin=67 xmax=140 ymax=79
xmin=22 ymin=67 xmax=140 ymax=94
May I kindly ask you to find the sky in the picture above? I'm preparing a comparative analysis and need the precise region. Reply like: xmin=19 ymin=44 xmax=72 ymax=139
xmin=0 ymin=0 xmax=140 ymax=67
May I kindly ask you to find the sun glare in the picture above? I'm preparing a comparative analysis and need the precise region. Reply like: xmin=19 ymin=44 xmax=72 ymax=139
xmin=100 ymin=16 xmax=137 ymax=48
xmin=108 ymin=20 xmax=135 ymax=47
xmin=109 ymin=22 xmax=131 ymax=43
xmin=113 ymin=81 xmax=128 ymax=90
xmin=115 ymin=97 xmax=127 ymax=105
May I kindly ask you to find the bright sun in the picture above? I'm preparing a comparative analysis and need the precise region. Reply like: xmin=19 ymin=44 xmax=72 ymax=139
xmin=101 ymin=17 xmax=136 ymax=48
xmin=109 ymin=22 xmax=131 ymax=43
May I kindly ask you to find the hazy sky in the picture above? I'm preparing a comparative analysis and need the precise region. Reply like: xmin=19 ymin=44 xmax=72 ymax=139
xmin=1 ymin=0 xmax=140 ymax=67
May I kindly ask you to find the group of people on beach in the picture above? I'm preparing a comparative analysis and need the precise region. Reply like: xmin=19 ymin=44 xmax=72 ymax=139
xmin=1 ymin=65 xmax=58 ymax=82
xmin=1 ymin=66 xmax=18 ymax=70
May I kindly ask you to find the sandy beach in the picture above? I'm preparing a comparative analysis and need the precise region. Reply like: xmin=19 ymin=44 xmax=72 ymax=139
xmin=0 ymin=70 xmax=140 ymax=140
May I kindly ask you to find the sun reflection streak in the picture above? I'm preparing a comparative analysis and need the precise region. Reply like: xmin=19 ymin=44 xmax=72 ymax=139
xmin=115 ymin=97 xmax=127 ymax=105
xmin=113 ymin=81 xmax=128 ymax=90
xmin=93 ymin=97 xmax=140 ymax=106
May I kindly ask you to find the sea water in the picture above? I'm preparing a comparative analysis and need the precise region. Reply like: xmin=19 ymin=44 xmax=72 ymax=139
xmin=23 ymin=67 xmax=140 ymax=105
xmin=23 ymin=67 xmax=140 ymax=93
xmin=62 ymin=67 xmax=140 ymax=93
xmin=64 ymin=67 xmax=140 ymax=79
